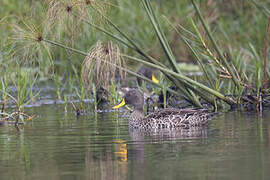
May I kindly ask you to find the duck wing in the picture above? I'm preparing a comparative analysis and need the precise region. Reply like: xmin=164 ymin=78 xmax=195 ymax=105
xmin=144 ymin=108 xmax=214 ymax=129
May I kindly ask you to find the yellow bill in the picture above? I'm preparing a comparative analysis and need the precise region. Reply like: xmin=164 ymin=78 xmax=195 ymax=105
xmin=152 ymin=74 xmax=159 ymax=84
xmin=113 ymin=98 xmax=126 ymax=109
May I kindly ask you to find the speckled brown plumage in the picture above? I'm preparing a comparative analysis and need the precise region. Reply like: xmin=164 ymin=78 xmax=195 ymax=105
xmin=122 ymin=89 xmax=215 ymax=130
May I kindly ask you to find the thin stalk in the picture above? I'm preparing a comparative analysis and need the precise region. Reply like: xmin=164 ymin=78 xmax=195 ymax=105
xmin=249 ymin=43 xmax=263 ymax=90
xmin=109 ymin=79 xmax=119 ymax=105
xmin=191 ymin=0 xmax=242 ymax=89
xmin=189 ymin=19 xmax=217 ymax=88
xmin=142 ymin=0 xmax=205 ymax=106
xmin=43 ymin=39 xmax=88 ymax=56
xmin=64 ymin=95 xmax=68 ymax=113
xmin=141 ymin=0 xmax=181 ymax=73
xmin=92 ymin=83 xmax=97 ymax=111
xmin=162 ymin=84 xmax=167 ymax=108
xmin=177 ymin=23 xmax=197 ymax=39
xmin=251 ymin=0 xmax=270 ymax=17
xmin=72 ymin=13 xmax=134 ymax=50
xmin=55 ymin=73 xmax=61 ymax=100
xmin=0 ymin=77 xmax=8 ymax=117
xmin=1 ymin=98 xmax=7 ymax=117
xmin=80 ymin=86 xmax=85 ymax=109
xmin=68 ymin=74 xmax=74 ymax=101
xmin=72 ymin=65 xmax=86 ymax=107
xmin=263 ymin=17 xmax=270 ymax=89
xmin=164 ymin=16 xmax=215 ymax=89
xmin=141 ymin=0 xmax=204 ymax=106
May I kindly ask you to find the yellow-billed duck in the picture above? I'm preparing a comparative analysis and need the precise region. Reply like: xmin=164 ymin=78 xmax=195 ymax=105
xmin=113 ymin=89 xmax=215 ymax=129
xmin=136 ymin=66 xmax=159 ymax=86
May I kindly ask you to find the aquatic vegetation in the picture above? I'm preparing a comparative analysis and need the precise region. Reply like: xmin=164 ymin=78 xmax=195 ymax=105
xmin=108 ymin=79 xmax=121 ymax=105
xmin=0 ymin=71 xmax=37 ymax=126
xmin=106 ymin=0 xmax=270 ymax=111
xmin=72 ymin=65 xmax=87 ymax=111
xmin=54 ymin=72 xmax=62 ymax=100
xmin=92 ymin=83 xmax=98 ymax=111
xmin=1 ymin=0 xmax=270 ymax=114
xmin=0 ymin=76 xmax=9 ymax=118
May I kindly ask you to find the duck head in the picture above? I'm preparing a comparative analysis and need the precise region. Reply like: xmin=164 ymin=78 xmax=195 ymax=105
xmin=137 ymin=66 xmax=159 ymax=86
xmin=113 ymin=89 xmax=144 ymax=112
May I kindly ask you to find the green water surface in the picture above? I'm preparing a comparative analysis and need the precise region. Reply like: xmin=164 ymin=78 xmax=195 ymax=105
xmin=0 ymin=104 xmax=270 ymax=180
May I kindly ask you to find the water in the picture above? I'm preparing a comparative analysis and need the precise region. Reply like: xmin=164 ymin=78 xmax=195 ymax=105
xmin=0 ymin=104 xmax=270 ymax=180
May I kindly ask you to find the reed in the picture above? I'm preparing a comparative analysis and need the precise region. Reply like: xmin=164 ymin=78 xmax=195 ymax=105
xmin=108 ymin=79 xmax=120 ymax=105
xmin=55 ymin=73 xmax=61 ymax=100
xmin=92 ymin=83 xmax=97 ymax=111
xmin=74 ymin=78 xmax=86 ymax=111
xmin=0 ymin=76 xmax=9 ymax=117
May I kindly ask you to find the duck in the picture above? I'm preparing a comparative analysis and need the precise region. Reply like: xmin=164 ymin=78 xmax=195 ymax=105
xmin=113 ymin=89 xmax=215 ymax=129
xmin=136 ymin=66 xmax=159 ymax=86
